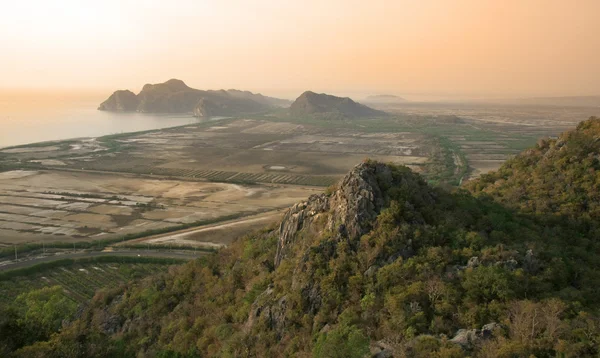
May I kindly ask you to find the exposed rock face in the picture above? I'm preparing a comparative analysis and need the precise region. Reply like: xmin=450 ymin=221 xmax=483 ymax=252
xmin=249 ymin=161 xmax=438 ymax=339
xmin=450 ymin=322 xmax=502 ymax=349
xmin=98 ymin=79 xmax=287 ymax=116
xmin=97 ymin=90 xmax=139 ymax=111
xmin=274 ymin=195 xmax=329 ymax=268
xmin=193 ymin=98 xmax=219 ymax=117
xmin=274 ymin=161 xmax=394 ymax=267
xmin=289 ymin=91 xmax=385 ymax=119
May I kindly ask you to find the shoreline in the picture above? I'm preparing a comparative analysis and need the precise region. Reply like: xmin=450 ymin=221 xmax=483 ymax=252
xmin=0 ymin=116 xmax=230 ymax=151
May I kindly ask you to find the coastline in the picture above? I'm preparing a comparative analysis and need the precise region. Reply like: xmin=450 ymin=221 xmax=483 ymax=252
xmin=0 ymin=115 xmax=229 ymax=151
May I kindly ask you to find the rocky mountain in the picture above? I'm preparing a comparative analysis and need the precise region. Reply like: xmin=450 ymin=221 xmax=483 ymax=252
xmin=8 ymin=118 xmax=600 ymax=357
xmin=96 ymin=90 xmax=139 ymax=111
xmin=363 ymin=94 xmax=408 ymax=104
xmin=290 ymin=91 xmax=386 ymax=119
xmin=98 ymin=79 xmax=288 ymax=117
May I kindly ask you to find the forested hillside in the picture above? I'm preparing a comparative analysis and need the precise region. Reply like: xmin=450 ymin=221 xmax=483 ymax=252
xmin=6 ymin=118 xmax=600 ymax=357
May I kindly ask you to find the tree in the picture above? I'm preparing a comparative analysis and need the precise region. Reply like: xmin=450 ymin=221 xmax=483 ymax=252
xmin=312 ymin=323 xmax=370 ymax=358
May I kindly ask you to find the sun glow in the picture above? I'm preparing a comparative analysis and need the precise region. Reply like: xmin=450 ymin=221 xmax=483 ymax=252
xmin=1 ymin=0 xmax=599 ymax=97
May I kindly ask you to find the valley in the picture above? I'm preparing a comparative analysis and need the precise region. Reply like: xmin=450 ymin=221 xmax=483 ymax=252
xmin=0 ymin=103 xmax=589 ymax=251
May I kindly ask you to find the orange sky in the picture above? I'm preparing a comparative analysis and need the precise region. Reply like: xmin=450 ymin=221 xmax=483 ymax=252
xmin=1 ymin=0 xmax=599 ymax=98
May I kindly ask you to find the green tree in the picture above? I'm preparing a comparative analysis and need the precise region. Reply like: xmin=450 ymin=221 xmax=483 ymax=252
xmin=312 ymin=323 xmax=370 ymax=358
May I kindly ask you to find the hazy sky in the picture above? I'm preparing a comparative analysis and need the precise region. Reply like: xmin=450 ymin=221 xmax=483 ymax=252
xmin=1 ymin=0 xmax=599 ymax=98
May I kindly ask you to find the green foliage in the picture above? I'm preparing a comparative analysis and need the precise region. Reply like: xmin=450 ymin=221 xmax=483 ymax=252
xmin=313 ymin=324 xmax=370 ymax=358
xmin=467 ymin=116 xmax=600 ymax=222
xmin=0 ymin=286 xmax=77 ymax=355
xmin=461 ymin=266 xmax=514 ymax=304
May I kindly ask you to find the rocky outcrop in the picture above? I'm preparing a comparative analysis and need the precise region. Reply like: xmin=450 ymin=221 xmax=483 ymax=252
xmin=98 ymin=79 xmax=287 ymax=117
xmin=249 ymin=161 xmax=436 ymax=339
xmin=245 ymin=286 xmax=289 ymax=338
xmin=290 ymin=91 xmax=386 ymax=119
xmin=450 ymin=323 xmax=502 ymax=349
xmin=97 ymin=90 xmax=139 ymax=111
xmin=193 ymin=98 xmax=218 ymax=117
xmin=274 ymin=161 xmax=395 ymax=267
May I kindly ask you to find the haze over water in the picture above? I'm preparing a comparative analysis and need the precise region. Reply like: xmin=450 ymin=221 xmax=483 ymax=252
xmin=0 ymin=92 xmax=202 ymax=148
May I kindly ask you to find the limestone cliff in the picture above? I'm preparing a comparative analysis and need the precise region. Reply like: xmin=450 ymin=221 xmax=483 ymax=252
xmin=274 ymin=161 xmax=398 ymax=267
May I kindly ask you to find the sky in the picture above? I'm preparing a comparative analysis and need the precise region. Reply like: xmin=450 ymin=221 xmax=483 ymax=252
xmin=1 ymin=0 xmax=599 ymax=99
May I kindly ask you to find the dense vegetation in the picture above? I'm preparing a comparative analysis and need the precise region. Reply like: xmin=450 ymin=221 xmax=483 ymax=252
xmin=4 ymin=117 xmax=600 ymax=357
xmin=467 ymin=117 xmax=600 ymax=222
xmin=0 ymin=257 xmax=182 ymax=355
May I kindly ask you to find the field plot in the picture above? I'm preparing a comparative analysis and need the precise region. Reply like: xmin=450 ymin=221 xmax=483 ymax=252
xmin=0 ymin=261 xmax=173 ymax=304
xmin=0 ymin=169 xmax=319 ymax=245
xmin=1 ymin=118 xmax=430 ymax=186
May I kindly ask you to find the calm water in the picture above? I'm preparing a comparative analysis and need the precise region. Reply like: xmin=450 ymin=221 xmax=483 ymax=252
xmin=0 ymin=92 xmax=203 ymax=148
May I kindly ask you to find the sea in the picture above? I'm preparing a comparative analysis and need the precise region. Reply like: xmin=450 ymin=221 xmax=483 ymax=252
xmin=0 ymin=91 xmax=204 ymax=148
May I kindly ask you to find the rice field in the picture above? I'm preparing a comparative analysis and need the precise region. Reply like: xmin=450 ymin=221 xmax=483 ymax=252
xmin=67 ymin=163 xmax=338 ymax=187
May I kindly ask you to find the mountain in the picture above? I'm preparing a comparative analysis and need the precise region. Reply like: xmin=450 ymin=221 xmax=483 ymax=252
xmin=290 ymin=91 xmax=386 ymax=119
xmin=96 ymin=90 xmax=139 ymax=111
xmin=98 ymin=79 xmax=288 ymax=117
xmin=466 ymin=117 xmax=600 ymax=219
xmin=363 ymin=94 xmax=408 ymax=104
xmin=7 ymin=118 xmax=600 ymax=357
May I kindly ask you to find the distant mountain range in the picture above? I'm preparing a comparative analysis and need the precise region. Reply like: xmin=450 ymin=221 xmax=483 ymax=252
xmin=98 ymin=79 xmax=291 ymax=117
xmin=289 ymin=91 xmax=386 ymax=119
xmin=99 ymin=81 xmax=390 ymax=119
xmin=363 ymin=94 xmax=407 ymax=103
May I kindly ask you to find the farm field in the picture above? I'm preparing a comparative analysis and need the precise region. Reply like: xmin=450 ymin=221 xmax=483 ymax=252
xmin=0 ymin=169 xmax=319 ymax=245
xmin=0 ymin=258 xmax=178 ymax=305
